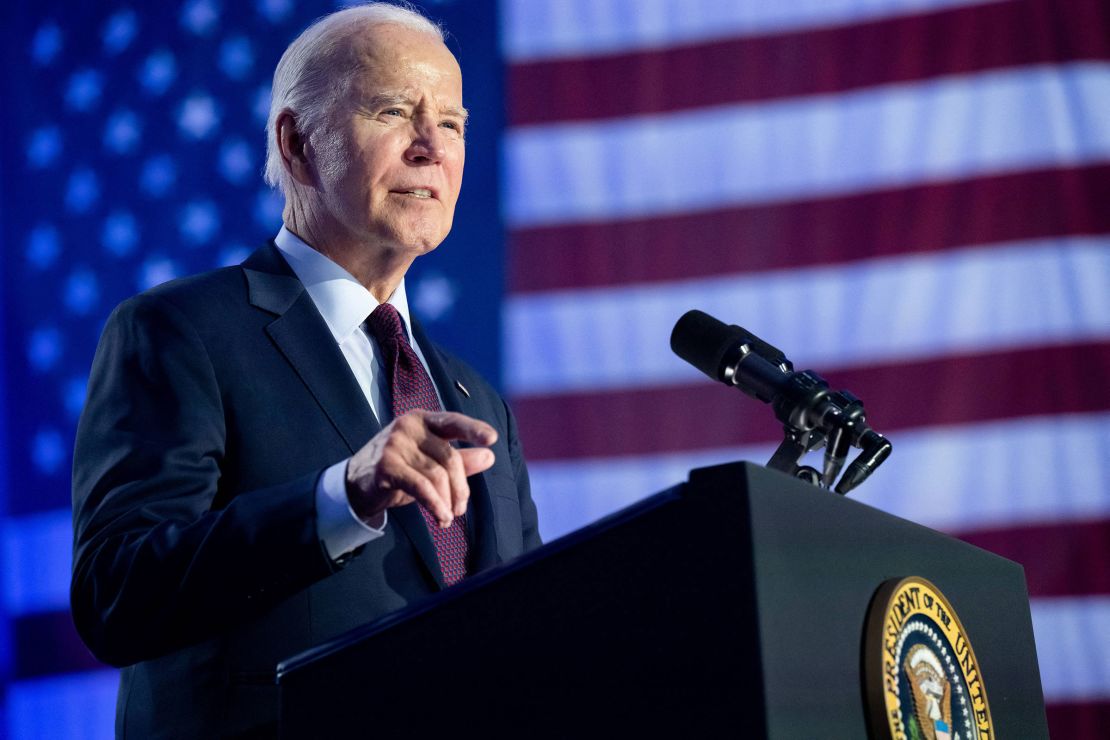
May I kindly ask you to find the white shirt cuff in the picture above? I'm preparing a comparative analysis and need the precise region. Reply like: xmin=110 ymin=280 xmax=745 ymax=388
xmin=315 ymin=458 xmax=387 ymax=561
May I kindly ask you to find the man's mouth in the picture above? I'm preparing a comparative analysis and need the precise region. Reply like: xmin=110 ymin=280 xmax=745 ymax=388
xmin=394 ymin=188 xmax=435 ymax=199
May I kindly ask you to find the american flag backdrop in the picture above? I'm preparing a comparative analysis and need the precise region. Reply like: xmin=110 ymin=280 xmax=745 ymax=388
xmin=0 ymin=0 xmax=1105 ymax=737
xmin=501 ymin=0 xmax=1109 ymax=736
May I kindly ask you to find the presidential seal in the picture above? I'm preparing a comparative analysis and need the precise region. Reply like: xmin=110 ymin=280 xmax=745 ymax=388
xmin=864 ymin=576 xmax=994 ymax=740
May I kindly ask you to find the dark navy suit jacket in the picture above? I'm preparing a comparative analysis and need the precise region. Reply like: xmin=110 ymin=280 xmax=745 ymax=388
xmin=71 ymin=243 xmax=541 ymax=738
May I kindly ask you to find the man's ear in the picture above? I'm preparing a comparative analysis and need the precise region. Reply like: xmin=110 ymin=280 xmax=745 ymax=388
xmin=276 ymin=110 xmax=315 ymax=187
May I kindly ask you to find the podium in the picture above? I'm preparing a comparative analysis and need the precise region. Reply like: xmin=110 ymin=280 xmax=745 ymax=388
xmin=277 ymin=462 xmax=1048 ymax=737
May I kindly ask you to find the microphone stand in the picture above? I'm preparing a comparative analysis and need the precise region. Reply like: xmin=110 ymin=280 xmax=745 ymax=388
xmin=723 ymin=340 xmax=892 ymax=495
xmin=670 ymin=309 xmax=892 ymax=495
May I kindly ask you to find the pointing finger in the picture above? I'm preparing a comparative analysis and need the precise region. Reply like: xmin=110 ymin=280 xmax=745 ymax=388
xmin=423 ymin=411 xmax=498 ymax=447
xmin=419 ymin=434 xmax=471 ymax=518
xmin=458 ymin=447 xmax=495 ymax=477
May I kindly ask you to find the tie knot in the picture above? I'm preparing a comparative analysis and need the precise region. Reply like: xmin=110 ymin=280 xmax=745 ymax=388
xmin=367 ymin=302 xmax=405 ymax=343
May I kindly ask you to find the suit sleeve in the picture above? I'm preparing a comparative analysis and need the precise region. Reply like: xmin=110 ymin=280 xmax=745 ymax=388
xmin=70 ymin=293 xmax=336 ymax=668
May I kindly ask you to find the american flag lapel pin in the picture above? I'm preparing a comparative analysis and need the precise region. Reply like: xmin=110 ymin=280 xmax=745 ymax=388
xmin=454 ymin=380 xmax=471 ymax=398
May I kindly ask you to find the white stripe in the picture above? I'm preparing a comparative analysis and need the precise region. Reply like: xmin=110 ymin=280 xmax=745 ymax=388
xmin=1031 ymin=596 xmax=1110 ymax=701
xmin=1 ymin=508 xmax=73 ymax=616
xmin=502 ymin=0 xmax=1003 ymax=62
xmin=532 ymin=444 xmax=776 ymax=541
xmin=504 ymin=64 xmax=1110 ymax=227
xmin=504 ymin=236 xmax=1110 ymax=395
xmin=529 ymin=413 xmax=1110 ymax=541
xmin=7 ymin=670 xmax=118 ymax=739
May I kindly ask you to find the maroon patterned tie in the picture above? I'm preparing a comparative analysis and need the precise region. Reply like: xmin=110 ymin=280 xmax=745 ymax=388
xmin=367 ymin=303 xmax=470 ymax=586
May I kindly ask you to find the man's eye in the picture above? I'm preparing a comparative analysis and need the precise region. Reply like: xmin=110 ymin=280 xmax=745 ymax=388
xmin=382 ymin=109 xmax=404 ymax=117
xmin=440 ymin=121 xmax=461 ymax=132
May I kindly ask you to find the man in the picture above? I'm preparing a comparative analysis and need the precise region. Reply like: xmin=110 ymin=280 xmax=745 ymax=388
xmin=70 ymin=4 xmax=540 ymax=736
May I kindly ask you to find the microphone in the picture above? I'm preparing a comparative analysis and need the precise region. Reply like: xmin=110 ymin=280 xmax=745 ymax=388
xmin=670 ymin=310 xmax=891 ymax=494
xmin=670 ymin=309 xmax=792 ymax=403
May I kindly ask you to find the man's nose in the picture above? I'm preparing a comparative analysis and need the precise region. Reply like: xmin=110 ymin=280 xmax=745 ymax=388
xmin=405 ymin=120 xmax=446 ymax=164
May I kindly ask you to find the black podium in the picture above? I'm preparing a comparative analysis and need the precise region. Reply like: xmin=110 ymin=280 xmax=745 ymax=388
xmin=277 ymin=462 xmax=1048 ymax=737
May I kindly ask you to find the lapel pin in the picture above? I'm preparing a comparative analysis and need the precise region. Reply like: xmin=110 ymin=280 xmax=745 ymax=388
xmin=455 ymin=380 xmax=471 ymax=398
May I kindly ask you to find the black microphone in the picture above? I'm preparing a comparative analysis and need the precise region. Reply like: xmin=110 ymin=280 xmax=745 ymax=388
xmin=670 ymin=309 xmax=891 ymax=494
xmin=670 ymin=309 xmax=793 ymax=404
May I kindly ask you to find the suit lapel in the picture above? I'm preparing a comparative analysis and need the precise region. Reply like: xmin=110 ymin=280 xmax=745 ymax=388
xmin=244 ymin=244 xmax=382 ymax=455
xmin=411 ymin=320 xmax=501 ymax=573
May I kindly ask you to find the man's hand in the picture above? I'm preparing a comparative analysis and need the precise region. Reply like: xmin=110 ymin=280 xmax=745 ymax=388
xmin=345 ymin=410 xmax=497 ymax=528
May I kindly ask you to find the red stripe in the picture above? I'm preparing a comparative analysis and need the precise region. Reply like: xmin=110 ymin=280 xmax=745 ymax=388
xmin=956 ymin=519 xmax=1110 ymax=598
xmin=1046 ymin=700 xmax=1110 ymax=738
xmin=508 ymin=164 xmax=1110 ymax=293
xmin=513 ymin=341 xmax=1110 ymax=461
xmin=508 ymin=0 xmax=1110 ymax=126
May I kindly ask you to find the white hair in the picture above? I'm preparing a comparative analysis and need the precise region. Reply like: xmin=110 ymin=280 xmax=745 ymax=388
xmin=263 ymin=2 xmax=444 ymax=193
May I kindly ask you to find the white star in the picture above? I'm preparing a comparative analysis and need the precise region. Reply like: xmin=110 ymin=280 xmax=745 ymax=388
xmin=104 ymin=109 xmax=142 ymax=154
xmin=139 ymin=49 xmax=177 ymax=95
xmin=140 ymin=154 xmax=177 ymax=197
xmin=31 ymin=23 xmax=62 ymax=65
xmin=102 ymin=211 xmax=139 ymax=256
xmin=103 ymin=9 xmax=138 ymax=55
xmin=65 ymin=268 xmax=100 ymax=314
xmin=26 ymin=225 xmax=61 ymax=269
xmin=413 ymin=274 xmax=457 ymax=321
xmin=256 ymin=0 xmax=293 ymax=23
xmin=138 ymin=256 xmax=181 ymax=290
xmin=219 ymin=139 xmax=253 ymax=184
xmin=179 ymin=201 xmax=221 ymax=245
xmin=27 ymin=327 xmax=62 ymax=372
xmin=178 ymin=93 xmax=219 ymax=139
xmin=254 ymin=188 xmax=283 ymax=226
xmin=65 ymin=69 xmax=103 ymax=111
xmin=27 ymin=126 xmax=62 ymax=168
xmin=181 ymin=0 xmax=220 ymax=36
xmin=64 ymin=376 xmax=89 ymax=418
xmin=32 ymin=429 xmax=66 ymax=476
xmin=219 ymin=36 xmax=254 ymax=80
xmin=66 ymin=168 xmax=100 ymax=213
xmin=252 ymin=84 xmax=272 ymax=124
xmin=217 ymin=244 xmax=251 ymax=267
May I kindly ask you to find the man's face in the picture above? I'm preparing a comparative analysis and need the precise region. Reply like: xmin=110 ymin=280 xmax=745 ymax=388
xmin=312 ymin=24 xmax=466 ymax=258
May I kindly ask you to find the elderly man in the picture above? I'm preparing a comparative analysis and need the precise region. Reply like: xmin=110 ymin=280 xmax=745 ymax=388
xmin=70 ymin=3 xmax=540 ymax=736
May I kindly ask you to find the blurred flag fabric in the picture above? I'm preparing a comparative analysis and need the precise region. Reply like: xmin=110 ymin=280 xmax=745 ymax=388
xmin=501 ymin=0 xmax=1109 ymax=735
xmin=0 ymin=0 xmax=1106 ymax=738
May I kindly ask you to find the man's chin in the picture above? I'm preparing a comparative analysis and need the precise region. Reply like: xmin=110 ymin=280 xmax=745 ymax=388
xmin=392 ymin=220 xmax=450 ymax=255
xmin=373 ymin=234 xmax=446 ymax=259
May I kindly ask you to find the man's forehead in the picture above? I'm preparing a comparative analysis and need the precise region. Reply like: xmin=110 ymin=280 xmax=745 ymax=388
xmin=348 ymin=22 xmax=456 ymax=67
xmin=345 ymin=30 xmax=461 ymax=85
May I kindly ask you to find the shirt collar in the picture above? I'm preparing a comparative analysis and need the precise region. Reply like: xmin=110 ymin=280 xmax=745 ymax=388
xmin=273 ymin=225 xmax=415 ymax=345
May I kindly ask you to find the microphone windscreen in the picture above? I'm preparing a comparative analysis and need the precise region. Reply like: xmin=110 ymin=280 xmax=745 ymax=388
xmin=670 ymin=310 xmax=745 ymax=382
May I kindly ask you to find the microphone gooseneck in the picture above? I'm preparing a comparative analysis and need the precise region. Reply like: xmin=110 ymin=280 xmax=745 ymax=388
xmin=670 ymin=310 xmax=891 ymax=494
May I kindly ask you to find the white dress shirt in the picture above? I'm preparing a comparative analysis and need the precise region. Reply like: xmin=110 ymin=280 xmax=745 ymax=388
xmin=273 ymin=226 xmax=442 ymax=560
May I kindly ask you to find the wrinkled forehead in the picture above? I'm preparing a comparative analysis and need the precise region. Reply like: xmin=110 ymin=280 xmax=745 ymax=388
xmin=343 ymin=22 xmax=462 ymax=97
